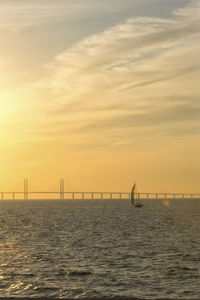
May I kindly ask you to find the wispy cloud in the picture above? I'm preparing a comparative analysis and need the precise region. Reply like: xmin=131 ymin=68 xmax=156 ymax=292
xmin=39 ymin=1 xmax=199 ymax=119
xmin=0 ymin=0 xmax=100 ymax=30
xmin=174 ymin=0 xmax=200 ymax=18
xmin=4 ymin=0 xmax=200 ymax=150
xmin=43 ymin=2 xmax=199 ymax=96
xmin=0 ymin=0 xmax=136 ymax=31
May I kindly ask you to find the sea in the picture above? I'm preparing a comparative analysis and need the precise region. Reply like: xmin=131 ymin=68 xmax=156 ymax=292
xmin=0 ymin=198 xmax=200 ymax=299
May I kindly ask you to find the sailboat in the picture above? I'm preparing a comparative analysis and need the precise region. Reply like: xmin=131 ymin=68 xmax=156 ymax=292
xmin=131 ymin=183 xmax=143 ymax=207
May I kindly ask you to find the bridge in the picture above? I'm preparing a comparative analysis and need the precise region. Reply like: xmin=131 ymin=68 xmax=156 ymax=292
xmin=0 ymin=179 xmax=199 ymax=200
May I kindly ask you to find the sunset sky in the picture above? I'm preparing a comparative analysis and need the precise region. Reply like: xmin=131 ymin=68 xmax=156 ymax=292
xmin=0 ymin=0 xmax=199 ymax=193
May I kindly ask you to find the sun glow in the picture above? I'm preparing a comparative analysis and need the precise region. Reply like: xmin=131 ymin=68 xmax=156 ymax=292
xmin=0 ymin=0 xmax=199 ymax=193
xmin=0 ymin=93 xmax=12 ymax=117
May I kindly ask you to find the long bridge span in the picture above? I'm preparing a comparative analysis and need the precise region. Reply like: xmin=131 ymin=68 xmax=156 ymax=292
xmin=0 ymin=179 xmax=199 ymax=200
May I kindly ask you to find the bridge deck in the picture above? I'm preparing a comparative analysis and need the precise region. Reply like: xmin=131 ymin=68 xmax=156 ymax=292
xmin=0 ymin=191 xmax=199 ymax=200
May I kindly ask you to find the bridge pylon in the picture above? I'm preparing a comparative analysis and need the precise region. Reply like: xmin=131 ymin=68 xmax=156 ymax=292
xmin=24 ymin=178 xmax=28 ymax=200
xmin=60 ymin=178 xmax=64 ymax=200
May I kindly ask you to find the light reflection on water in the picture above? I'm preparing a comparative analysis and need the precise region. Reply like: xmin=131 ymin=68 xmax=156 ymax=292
xmin=0 ymin=199 xmax=200 ymax=299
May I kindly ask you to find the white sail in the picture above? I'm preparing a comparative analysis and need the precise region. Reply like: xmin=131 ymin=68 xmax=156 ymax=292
xmin=131 ymin=183 xmax=136 ymax=205
xmin=131 ymin=182 xmax=143 ymax=207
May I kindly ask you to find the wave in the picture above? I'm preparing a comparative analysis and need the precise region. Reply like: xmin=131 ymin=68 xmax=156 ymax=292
xmin=66 ymin=269 xmax=92 ymax=277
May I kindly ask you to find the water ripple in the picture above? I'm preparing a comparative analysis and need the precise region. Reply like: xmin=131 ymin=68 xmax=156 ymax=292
xmin=0 ymin=199 xmax=200 ymax=298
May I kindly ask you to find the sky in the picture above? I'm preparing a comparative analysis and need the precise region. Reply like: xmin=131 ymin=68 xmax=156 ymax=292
xmin=0 ymin=0 xmax=199 ymax=194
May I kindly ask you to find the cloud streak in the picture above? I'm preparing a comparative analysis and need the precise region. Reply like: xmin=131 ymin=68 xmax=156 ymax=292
xmin=39 ymin=1 xmax=199 ymax=115
xmin=0 ymin=0 xmax=149 ymax=31
xmin=0 ymin=0 xmax=107 ymax=30
xmin=3 ymin=0 xmax=200 ymax=150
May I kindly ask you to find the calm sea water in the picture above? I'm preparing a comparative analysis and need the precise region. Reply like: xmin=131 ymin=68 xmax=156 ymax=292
xmin=0 ymin=198 xmax=200 ymax=299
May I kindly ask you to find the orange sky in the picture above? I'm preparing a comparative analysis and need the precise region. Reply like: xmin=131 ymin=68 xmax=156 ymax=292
xmin=0 ymin=0 xmax=199 ymax=194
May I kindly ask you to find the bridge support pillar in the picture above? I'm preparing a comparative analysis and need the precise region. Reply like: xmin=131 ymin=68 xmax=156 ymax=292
xmin=60 ymin=179 xmax=64 ymax=200
xmin=24 ymin=178 xmax=28 ymax=200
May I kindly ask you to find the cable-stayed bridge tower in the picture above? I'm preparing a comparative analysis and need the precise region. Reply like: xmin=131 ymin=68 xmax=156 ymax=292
xmin=60 ymin=178 xmax=64 ymax=200
xmin=24 ymin=178 xmax=28 ymax=200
